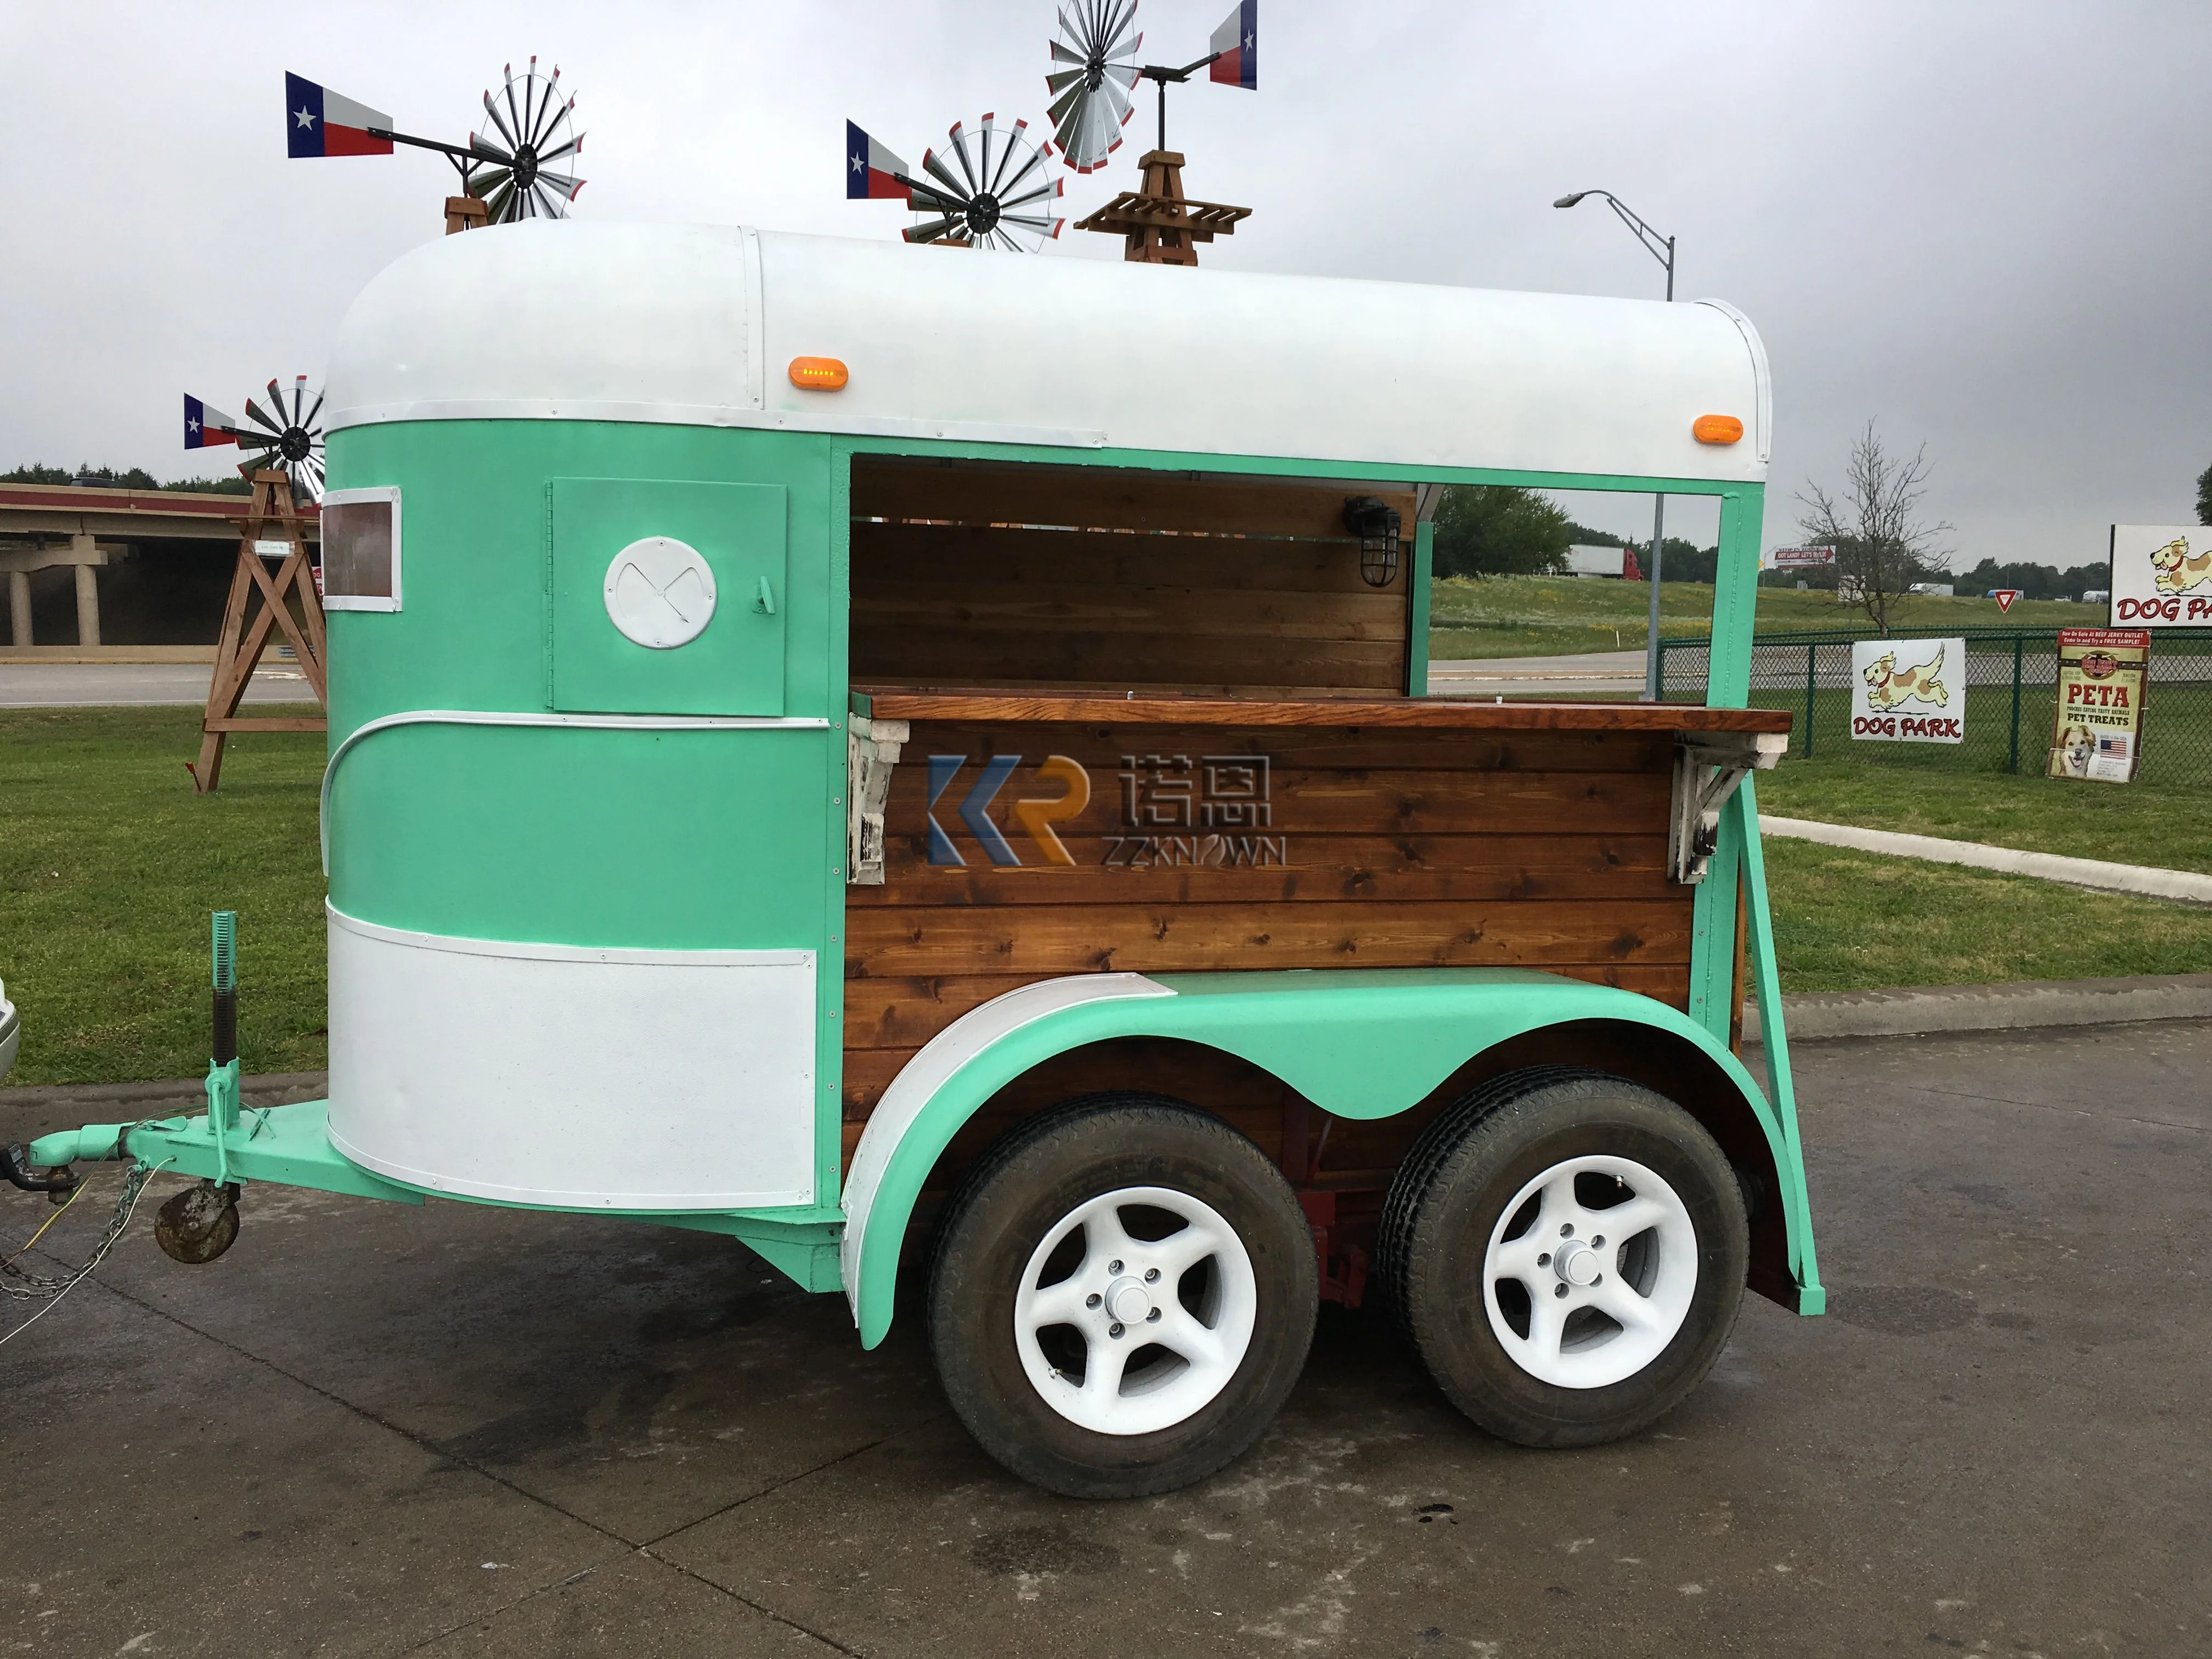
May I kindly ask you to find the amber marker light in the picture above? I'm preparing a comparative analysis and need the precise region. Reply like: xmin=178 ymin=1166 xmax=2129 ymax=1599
xmin=1692 ymin=414 xmax=1745 ymax=444
xmin=788 ymin=357 xmax=849 ymax=390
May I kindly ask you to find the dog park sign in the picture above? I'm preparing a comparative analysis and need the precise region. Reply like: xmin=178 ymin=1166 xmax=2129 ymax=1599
xmin=2047 ymin=627 xmax=2150 ymax=783
xmin=1850 ymin=637 xmax=1964 ymax=743
xmin=2109 ymin=525 xmax=2212 ymax=627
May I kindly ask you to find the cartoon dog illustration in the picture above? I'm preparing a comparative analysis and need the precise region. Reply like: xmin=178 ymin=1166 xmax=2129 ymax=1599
xmin=1861 ymin=644 xmax=1948 ymax=709
xmin=2149 ymin=536 xmax=2212 ymax=595
xmin=2056 ymin=722 xmax=2096 ymax=777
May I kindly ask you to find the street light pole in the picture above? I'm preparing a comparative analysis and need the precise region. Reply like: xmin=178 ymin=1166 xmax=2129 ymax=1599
xmin=1554 ymin=190 xmax=1677 ymax=700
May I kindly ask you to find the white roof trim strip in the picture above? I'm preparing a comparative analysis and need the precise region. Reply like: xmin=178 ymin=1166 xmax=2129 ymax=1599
xmin=326 ymin=399 xmax=1107 ymax=449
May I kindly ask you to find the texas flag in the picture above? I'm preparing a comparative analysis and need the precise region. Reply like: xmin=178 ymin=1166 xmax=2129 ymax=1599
xmin=286 ymin=72 xmax=393 ymax=158
xmin=183 ymin=396 xmax=240 ymax=450
xmin=1210 ymin=0 xmax=1257 ymax=88
xmin=846 ymin=121 xmax=911 ymax=200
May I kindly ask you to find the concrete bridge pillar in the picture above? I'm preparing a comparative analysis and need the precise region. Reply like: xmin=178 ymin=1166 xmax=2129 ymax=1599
xmin=71 ymin=535 xmax=101 ymax=647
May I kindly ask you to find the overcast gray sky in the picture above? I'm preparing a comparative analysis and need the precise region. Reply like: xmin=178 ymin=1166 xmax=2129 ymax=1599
xmin=3 ymin=1 xmax=2206 ymax=565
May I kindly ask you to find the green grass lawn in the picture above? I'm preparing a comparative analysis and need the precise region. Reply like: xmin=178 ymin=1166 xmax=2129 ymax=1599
xmin=1762 ymin=837 xmax=2212 ymax=992
xmin=3 ymin=705 xmax=2206 ymax=1087
xmin=1756 ymin=760 xmax=2212 ymax=874
xmin=1 ymin=707 xmax=329 ymax=1087
xmin=1429 ymin=574 xmax=2096 ymax=660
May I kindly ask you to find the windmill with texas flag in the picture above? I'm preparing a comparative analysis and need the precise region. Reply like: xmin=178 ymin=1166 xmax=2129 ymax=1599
xmin=846 ymin=116 xmax=1066 ymax=250
xmin=1065 ymin=0 xmax=1260 ymax=265
xmin=284 ymin=60 xmax=586 ymax=230
xmin=184 ymin=377 xmax=324 ymax=503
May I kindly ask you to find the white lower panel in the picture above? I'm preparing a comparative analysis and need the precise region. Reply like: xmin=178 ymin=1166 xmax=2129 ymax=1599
xmin=326 ymin=904 xmax=816 ymax=1209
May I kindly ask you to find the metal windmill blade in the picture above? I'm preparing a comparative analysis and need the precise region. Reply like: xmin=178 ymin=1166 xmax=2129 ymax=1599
xmin=469 ymin=57 xmax=586 ymax=223
xmin=1047 ymin=0 xmax=1141 ymax=172
xmin=905 ymin=115 xmax=1066 ymax=251
xmin=239 ymin=375 xmax=326 ymax=501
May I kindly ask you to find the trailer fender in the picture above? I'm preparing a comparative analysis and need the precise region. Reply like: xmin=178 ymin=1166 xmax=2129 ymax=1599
xmin=840 ymin=967 xmax=1814 ymax=1348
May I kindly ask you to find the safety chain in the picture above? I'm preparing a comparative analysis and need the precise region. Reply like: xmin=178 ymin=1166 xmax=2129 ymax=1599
xmin=2 ymin=1161 xmax=162 ymax=1307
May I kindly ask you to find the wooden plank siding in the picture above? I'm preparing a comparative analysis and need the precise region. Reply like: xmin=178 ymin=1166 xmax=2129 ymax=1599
xmin=848 ymin=456 xmax=1418 ymax=697
xmin=841 ymin=713 xmax=1702 ymax=1163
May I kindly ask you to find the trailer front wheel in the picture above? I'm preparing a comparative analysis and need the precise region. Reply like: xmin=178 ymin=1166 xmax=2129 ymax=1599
xmin=1384 ymin=1072 xmax=1747 ymax=1448
xmin=928 ymin=1094 xmax=1317 ymax=1499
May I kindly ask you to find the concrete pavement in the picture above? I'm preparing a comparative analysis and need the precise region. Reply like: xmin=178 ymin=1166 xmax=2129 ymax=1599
xmin=4 ymin=1021 xmax=2208 ymax=1656
xmin=0 ymin=661 xmax=314 ymax=707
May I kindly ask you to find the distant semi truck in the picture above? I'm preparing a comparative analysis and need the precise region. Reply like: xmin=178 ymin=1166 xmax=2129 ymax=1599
xmin=1563 ymin=543 xmax=1644 ymax=579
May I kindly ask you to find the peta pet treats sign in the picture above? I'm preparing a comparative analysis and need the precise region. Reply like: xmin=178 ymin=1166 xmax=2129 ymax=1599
xmin=1850 ymin=637 xmax=1965 ymax=743
xmin=2109 ymin=525 xmax=2212 ymax=627
xmin=2047 ymin=627 xmax=2150 ymax=783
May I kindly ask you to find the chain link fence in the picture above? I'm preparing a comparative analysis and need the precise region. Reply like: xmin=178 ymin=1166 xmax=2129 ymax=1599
xmin=1657 ymin=627 xmax=2212 ymax=788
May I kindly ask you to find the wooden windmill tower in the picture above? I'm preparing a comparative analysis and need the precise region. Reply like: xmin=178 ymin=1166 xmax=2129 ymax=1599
xmin=178 ymin=383 xmax=329 ymax=792
xmin=1051 ymin=1 xmax=1257 ymax=266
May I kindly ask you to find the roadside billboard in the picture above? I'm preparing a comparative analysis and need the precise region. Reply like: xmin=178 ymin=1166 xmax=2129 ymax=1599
xmin=1771 ymin=545 xmax=1835 ymax=568
xmin=1850 ymin=637 xmax=1964 ymax=743
xmin=2110 ymin=525 xmax=2212 ymax=627
xmin=2048 ymin=628 xmax=2150 ymax=783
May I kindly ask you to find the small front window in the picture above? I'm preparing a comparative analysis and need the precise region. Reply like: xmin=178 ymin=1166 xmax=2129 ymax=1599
xmin=320 ymin=487 xmax=401 ymax=611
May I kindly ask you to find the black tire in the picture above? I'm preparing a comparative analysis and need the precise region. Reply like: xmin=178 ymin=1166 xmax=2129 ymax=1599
xmin=1379 ymin=1070 xmax=1747 ymax=1448
xmin=928 ymin=1093 xmax=1317 ymax=1499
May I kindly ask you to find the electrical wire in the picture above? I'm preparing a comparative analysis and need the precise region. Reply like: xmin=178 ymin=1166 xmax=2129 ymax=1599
xmin=2 ymin=1176 xmax=87 ymax=1266
xmin=0 ymin=1159 xmax=173 ymax=1347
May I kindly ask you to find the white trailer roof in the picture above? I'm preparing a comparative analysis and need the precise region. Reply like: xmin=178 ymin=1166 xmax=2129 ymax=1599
xmin=326 ymin=222 xmax=1771 ymax=484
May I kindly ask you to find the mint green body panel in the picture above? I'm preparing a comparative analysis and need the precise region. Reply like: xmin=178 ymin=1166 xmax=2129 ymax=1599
xmin=549 ymin=477 xmax=789 ymax=716
xmin=330 ymin=724 xmax=830 ymax=946
xmin=848 ymin=966 xmax=1821 ymax=1348
xmin=323 ymin=420 xmax=855 ymax=1206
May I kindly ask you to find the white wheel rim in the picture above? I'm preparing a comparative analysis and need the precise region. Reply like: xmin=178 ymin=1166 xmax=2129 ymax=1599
xmin=1480 ymin=1154 xmax=1699 ymax=1390
xmin=1012 ymin=1185 xmax=1258 ymax=1437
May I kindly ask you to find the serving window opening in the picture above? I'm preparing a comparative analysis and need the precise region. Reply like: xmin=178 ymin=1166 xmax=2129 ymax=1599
xmin=848 ymin=456 xmax=1420 ymax=699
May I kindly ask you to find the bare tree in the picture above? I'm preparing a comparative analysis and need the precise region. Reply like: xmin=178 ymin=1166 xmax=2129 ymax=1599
xmin=1796 ymin=422 xmax=1953 ymax=635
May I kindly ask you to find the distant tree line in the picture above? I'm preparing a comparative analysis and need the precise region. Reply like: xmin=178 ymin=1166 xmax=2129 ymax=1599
xmin=2 ymin=462 xmax=251 ymax=495
xmin=1430 ymin=485 xmax=1717 ymax=581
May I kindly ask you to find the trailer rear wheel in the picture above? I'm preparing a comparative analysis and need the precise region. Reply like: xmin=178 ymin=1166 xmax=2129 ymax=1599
xmin=1382 ymin=1071 xmax=1746 ymax=1448
xmin=928 ymin=1093 xmax=1317 ymax=1499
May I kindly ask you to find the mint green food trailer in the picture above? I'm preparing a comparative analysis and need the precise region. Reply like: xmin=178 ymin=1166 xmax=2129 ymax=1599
xmin=30 ymin=222 xmax=1819 ymax=1498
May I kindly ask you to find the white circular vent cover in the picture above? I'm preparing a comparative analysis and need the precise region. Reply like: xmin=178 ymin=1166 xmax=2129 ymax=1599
xmin=603 ymin=537 xmax=716 ymax=649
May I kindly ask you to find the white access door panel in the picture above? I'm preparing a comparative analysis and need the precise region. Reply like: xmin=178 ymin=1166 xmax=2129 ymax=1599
xmin=325 ymin=905 xmax=817 ymax=1210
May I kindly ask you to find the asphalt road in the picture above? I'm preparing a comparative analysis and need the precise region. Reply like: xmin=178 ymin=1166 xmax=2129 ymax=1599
xmin=4 ymin=1022 xmax=2207 ymax=1657
xmin=0 ymin=663 xmax=312 ymax=707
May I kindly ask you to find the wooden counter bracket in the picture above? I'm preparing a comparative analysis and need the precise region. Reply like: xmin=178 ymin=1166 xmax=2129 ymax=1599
xmin=1671 ymin=731 xmax=1787 ymax=884
xmin=847 ymin=716 xmax=909 ymax=886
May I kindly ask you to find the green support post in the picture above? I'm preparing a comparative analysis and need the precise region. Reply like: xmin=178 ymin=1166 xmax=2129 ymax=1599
xmin=1405 ymin=520 xmax=1434 ymax=697
xmin=207 ymin=911 xmax=239 ymax=1187
xmin=1688 ymin=488 xmax=1763 ymax=1041
xmin=1729 ymin=774 xmax=1823 ymax=1313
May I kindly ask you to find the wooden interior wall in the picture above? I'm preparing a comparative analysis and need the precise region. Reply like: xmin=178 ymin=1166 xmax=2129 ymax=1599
xmin=841 ymin=717 xmax=1695 ymax=1172
xmin=848 ymin=459 xmax=1417 ymax=696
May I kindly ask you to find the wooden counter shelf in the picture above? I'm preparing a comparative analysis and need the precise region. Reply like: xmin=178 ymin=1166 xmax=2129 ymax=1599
xmin=859 ymin=690 xmax=1793 ymax=735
